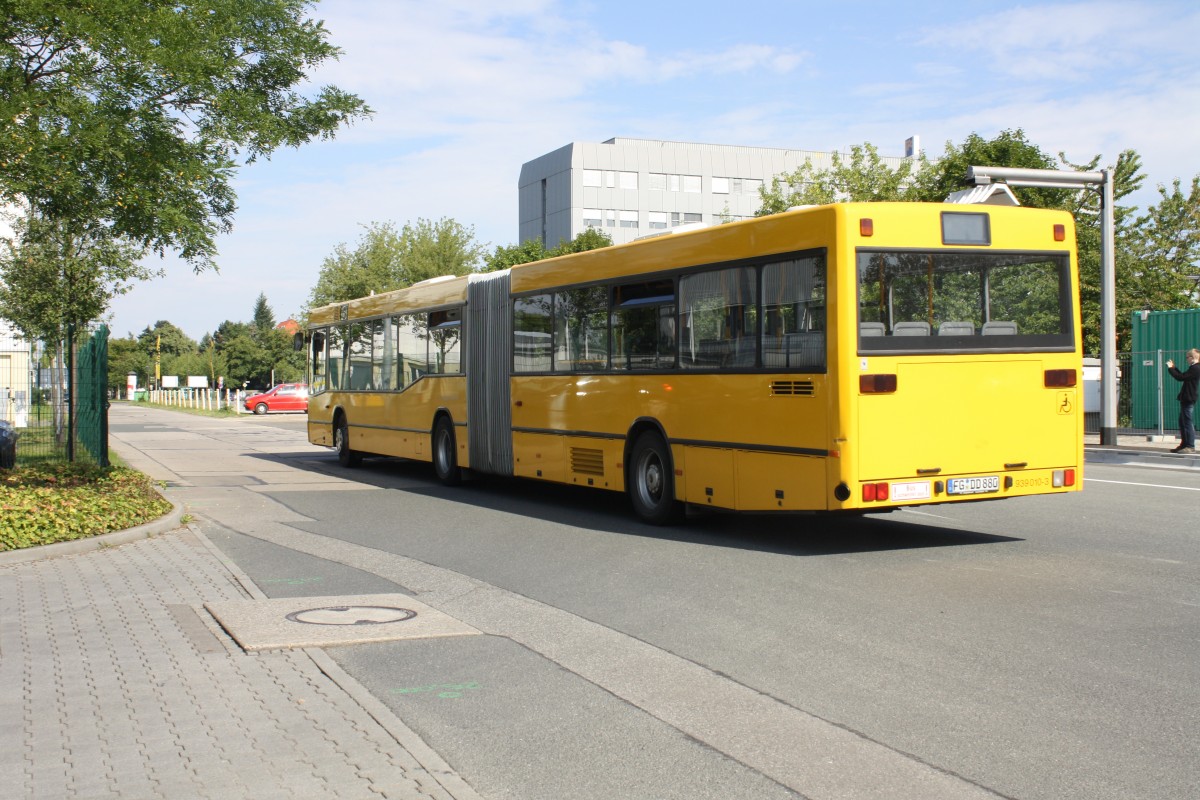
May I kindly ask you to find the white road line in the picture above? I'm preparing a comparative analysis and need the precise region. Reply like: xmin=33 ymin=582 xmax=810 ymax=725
xmin=1086 ymin=478 xmax=1200 ymax=492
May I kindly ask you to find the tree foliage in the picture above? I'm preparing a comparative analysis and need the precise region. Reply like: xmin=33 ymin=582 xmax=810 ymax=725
xmin=307 ymin=218 xmax=486 ymax=308
xmin=0 ymin=0 xmax=370 ymax=270
xmin=0 ymin=211 xmax=157 ymax=340
xmin=483 ymin=228 xmax=613 ymax=272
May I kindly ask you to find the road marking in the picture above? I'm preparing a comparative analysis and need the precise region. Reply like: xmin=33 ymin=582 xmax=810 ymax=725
xmin=1086 ymin=478 xmax=1200 ymax=493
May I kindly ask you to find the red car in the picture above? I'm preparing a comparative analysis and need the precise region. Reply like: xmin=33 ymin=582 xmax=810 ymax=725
xmin=244 ymin=383 xmax=308 ymax=414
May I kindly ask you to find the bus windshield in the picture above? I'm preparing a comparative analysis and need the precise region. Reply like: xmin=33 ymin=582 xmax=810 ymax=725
xmin=857 ymin=249 xmax=1074 ymax=352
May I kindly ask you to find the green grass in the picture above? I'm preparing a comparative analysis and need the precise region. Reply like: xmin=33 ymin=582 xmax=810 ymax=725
xmin=0 ymin=462 xmax=173 ymax=552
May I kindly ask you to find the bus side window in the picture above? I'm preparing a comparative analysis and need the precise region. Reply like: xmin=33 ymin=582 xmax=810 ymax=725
xmin=310 ymin=330 xmax=327 ymax=393
xmin=613 ymin=280 xmax=675 ymax=370
xmin=763 ymin=255 xmax=825 ymax=372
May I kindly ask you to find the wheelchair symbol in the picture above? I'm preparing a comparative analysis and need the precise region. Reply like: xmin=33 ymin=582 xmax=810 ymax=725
xmin=1057 ymin=392 xmax=1073 ymax=414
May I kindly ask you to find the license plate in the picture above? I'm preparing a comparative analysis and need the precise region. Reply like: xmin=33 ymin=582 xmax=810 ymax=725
xmin=890 ymin=481 xmax=931 ymax=501
xmin=947 ymin=476 xmax=1000 ymax=495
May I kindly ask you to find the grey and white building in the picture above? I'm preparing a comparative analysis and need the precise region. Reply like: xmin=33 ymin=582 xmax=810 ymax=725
xmin=518 ymin=136 xmax=915 ymax=247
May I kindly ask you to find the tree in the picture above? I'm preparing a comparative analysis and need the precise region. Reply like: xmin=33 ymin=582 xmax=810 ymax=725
xmin=483 ymin=228 xmax=613 ymax=272
xmin=107 ymin=335 xmax=151 ymax=394
xmin=307 ymin=218 xmax=485 ymax=308
xmin=910 ymin=129 xmax=1068 ymax=207
xmin=757 ymin=143 xmax=919 ymax=213
xmin=251 ymin=293 xmax=276 ymax=338
xmin=0 ymin=211 xmax=156 ymax=341
xmin=0 ymin=0 xmax=370 ymax=271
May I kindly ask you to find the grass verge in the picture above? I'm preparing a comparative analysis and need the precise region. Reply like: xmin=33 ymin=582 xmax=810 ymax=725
xmin=0 ymin=463 xmax=173 ymax=552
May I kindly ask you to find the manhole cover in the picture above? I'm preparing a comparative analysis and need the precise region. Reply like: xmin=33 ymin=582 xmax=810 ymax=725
xmin=285 ymin=605 xmax=418 ymax=626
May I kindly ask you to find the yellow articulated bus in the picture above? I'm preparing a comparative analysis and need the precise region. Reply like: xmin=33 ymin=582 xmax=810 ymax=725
xmin=305 ymin=201 xmax=1083 ymax=523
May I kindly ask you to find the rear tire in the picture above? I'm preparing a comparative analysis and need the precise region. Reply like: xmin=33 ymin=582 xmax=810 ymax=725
xmin=335 ymin=414 xmax=362 ymax=468
xmin=628 ymin=431 xmax=682 ymax=525
xmin=432 ymin=417 xmax=462 ymax=486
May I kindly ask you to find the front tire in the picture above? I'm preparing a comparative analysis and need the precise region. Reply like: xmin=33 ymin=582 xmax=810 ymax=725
xmin=335 ymin=414 xmax=362 ymax=468
xmin=254 ymin=402 xmax=268 ymax=415
xmin=628 ymin=431 xmax=682 ymax=525
xmin=432 ymin=417 xmax=461 ymax=486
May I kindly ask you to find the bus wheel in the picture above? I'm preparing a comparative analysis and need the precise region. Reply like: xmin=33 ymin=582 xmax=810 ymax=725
xmin=432 ymin=417 xmax=461 ymax=486
xmin=629 ymin=431 xmax=682 ymax=525
xmin=335 ymin=415 xmax=362 ymax=468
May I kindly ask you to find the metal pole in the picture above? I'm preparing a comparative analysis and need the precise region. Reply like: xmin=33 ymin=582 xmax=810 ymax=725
xmin=1099 ymin=168 xmax=1118 ymax=445
xmin=1158 ymin=348 xmax=1164 ymax=439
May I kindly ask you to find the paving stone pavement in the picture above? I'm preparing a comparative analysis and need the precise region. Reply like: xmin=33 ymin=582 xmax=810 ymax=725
xmin=0 ymin=528 xmax=483 ymax=800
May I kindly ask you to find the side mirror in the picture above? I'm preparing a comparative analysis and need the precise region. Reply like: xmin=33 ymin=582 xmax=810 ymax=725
xmin=293 ymin=332 xmax=305 ymax=352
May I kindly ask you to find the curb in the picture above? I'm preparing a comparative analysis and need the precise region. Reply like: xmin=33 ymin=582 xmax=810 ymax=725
xmin=0 ymin=492 xmax=184 ymax=566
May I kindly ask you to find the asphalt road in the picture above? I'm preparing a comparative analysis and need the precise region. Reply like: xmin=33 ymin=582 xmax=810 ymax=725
xmin=119 ymin=409 xmax=1200 ymax=800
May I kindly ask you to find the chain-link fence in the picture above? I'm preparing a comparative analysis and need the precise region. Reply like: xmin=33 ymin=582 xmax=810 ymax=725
xmin=0 ymin=325 xmax=109 ymax=468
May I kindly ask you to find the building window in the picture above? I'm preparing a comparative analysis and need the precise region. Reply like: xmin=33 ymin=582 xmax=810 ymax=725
xmin=619 ymin=210 xmax=638 ymax=229
xmin=713 ymin=177 xmax=763 ymax=195
xmin=583 ymin=209 xmax=602 ymax=228
xmin=648 ymin=211 xmax=668 ymax=230
xmin=618 ymin=171 xmax=638 ymax=190
xmin=605 ymin=210 xmax=617 ymax=227
xmin=583 ymin=169 xmax=602 ymax=187
xmin=648 ymin=172 xmax=701 ymax=193
xmin=671 ymin=212 xmax=702 ymax=227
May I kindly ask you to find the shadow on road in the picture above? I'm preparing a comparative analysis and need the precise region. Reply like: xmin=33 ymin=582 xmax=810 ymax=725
xmin=249 ymin=449 xmax=1022 ymax=557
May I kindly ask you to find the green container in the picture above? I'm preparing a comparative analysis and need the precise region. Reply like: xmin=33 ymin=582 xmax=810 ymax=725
xmin=1129 ymin=309 xmax=1200 ymax=428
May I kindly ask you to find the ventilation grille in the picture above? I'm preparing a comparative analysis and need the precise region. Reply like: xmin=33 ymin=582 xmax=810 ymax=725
xmin=571 ymin=448 xmax=605 ymax=476
xmin=771 ymin=380 xmax=815 ymax=396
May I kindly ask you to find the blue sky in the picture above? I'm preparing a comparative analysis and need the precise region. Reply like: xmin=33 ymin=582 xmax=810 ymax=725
xmin=107 ymin=0 xmax=1200 ymax=342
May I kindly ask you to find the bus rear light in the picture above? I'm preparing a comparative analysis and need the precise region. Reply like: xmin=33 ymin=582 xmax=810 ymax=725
xmin=862 ymin=482 xmax=889 ymax=502
xmin=1053 ymin=469 xmax=1076 ymax=488
xmin=1044 ymin=369 xmax=1076 ymax=387
xmin=860 ymin=374 xmax=897 ymax=393
xmin=1053 ymin=224 xmax=1066 ymax=242
xmin=860 ymin=218 xmax=873 ymax=237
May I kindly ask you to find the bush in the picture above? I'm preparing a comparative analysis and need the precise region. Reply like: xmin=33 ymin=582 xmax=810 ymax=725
xmin=0 ymin=463 xmax=173 ymax=551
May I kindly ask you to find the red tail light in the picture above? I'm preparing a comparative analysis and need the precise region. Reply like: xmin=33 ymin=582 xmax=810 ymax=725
xmin=1044 ymin=369 xmax=1076 ymax=387
xmin=862 ymin=482 xmax=889 ymax=502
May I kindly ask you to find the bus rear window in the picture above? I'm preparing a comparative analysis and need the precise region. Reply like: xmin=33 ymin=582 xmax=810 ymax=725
xmin=857 ymin=250 xmax=1074 ymax=352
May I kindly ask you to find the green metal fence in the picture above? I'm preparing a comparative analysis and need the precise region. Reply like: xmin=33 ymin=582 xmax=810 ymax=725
xmin=0 ymin=325 xmax=109 ymax=468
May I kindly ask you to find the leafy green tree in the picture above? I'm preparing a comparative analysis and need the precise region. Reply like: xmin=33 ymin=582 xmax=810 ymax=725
xmin=910 ymin=129 xmax=1069 ymax=207
xmin=0 ymin=212 xmax=156 ymax=341
xmin=483 ymin=228 xmax=613 ymax=272
xmin=107 ymin=335 xmax=151 ymax=394
xmin=757 ymin=143 xmax=920 ymax=213
xmin=308 ymin=218 xmax=485 ymax=308
xmin=0 ymin=0 xmax=370 ymax=271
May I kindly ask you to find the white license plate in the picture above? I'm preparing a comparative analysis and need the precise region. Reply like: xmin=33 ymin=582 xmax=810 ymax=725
xmin=890 ymin=481 xmax=931 ymax=501
xmin=947 ymin=476 xmax=1000 ymax=495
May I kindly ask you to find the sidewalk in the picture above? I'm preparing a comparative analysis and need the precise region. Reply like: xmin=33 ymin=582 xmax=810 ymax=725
xmin=1084 ymin=430 xmax=1200 ymax=468
xmin=0 ymin=524 xmax=483 ymax=799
